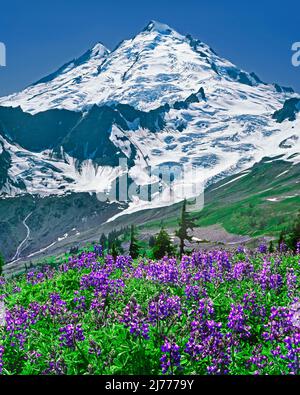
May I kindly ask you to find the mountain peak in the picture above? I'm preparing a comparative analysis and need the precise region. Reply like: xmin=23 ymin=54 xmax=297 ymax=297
xmin=91 ymin=42 xmax=110 ymax=58
xmin=142 ymin=20 xmax=183 ymax=39
xmin=144 ymin=20 xmax=172 ymax=33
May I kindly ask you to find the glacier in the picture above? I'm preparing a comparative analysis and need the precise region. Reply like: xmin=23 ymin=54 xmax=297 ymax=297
xmin=0 ymin=20 xmax=299 ymax=217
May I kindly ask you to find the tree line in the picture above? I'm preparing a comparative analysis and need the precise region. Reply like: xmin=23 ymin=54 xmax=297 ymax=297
xmin=97 ymin=199 xmax=197 ymax=259
xmin=1 ymin=205 xmax=300 ymax=273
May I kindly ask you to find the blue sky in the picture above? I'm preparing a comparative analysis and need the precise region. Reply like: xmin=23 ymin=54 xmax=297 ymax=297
xmin=0 ymin=0 xmax=299 ymax=96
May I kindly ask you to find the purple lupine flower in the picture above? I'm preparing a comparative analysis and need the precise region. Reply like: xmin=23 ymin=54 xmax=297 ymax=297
xmin=122 ymin=299 xmax=149 ymax=340
xmin=286 ymin=268 xmax=297 ymax=297
xmin=148 ymin=294 xmax=182 ymax=325
xmin=262 ymin=306 xmax=293 ymax=341
xmin=269 ymin=273 xmax=283 ymax=291
xmin=108 ymin=279 xmax=125 ymax=296
xmin=80 ymin=269 xmax=110 ymax=297
xmin=115 ymin=255 xmax=133 ymax=270
xmin=5 ymin=306 xmax=32 ymax=349
xmin=28 ymin=302 xmax=43 ymax=325
xmin=47 ymin=293 xmax=67 ymax=318
xmin=282 ymin=333 xmax=300 ymax=375
xmin=93 ymin=245 xmax=103 ymax=257
xmin=90 ymin=292 xmax=106 ymax=314
xmin=232 ymin=261 xmax=252 ymax=281
xmin=26 ymin=271 xmax=45 ymax=285
xmin=254 ymin=258 xmax=278 ymax=292
xmin=185 ymin=319 xmax=231 ymax=374
xmin=271 ymin=345 xmax=282 ymax=358
xmin=59 ymin=324 xmax=85 ymax=348
xmin=88 ymin=340 xmax=102 ymax=357
xmin=228 ymin=304 xmax=251 ymax=339
xmin=280 ymin=242 xmax=288 ymax=253
xmin=145 ymin=258 xmax=179 ymax=284
xmin=184 ymin=285 xmax=201 ymax=301
xmin=237 ymin=245 xmax=245 ymax=254
xmin=24 ymin=350 xmax=42 ymax=364
xmin=42 ymin=352 xmax=67 ymax=375
xmin=258 ymin=244 xmax=267 ymax=254
xmin=160 ymin=338 xmax=181 ymax=374
xmin=196 ymin=298 xmax=215 ymax=321
xmin=73 ymin=291 xmax=86 ymax=311
xmin=0 ymin=346 xmax=4 ymax=374
xmin=290 ymin=301 xmax=300 ymax=329
xmin=242 ymin=292 xmax=266 ymax=318
xmin=26 ymin=271 xmax=35 ymax=283
xmin=246 ymin=345 xmax=268 ymax=373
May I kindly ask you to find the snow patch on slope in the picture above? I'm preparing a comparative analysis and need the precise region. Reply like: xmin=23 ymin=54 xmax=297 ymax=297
xmin=0 ymin=135 xmax=126 ymax=196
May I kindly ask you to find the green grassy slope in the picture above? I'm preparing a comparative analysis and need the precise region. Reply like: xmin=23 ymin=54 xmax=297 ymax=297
xmin=141 ymin=157 xmax=300 ymax=237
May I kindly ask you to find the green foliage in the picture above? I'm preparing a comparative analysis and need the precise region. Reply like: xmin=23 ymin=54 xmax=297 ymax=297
xmin=129 ymin=225 xmax=140 ymax=259
xmin=152 ymin=227 xmax=175 ymax=259
xmin=175 ymin=199 xmax=196 ymax=257
xmin=281 ymin=211 xmax=300 ymax=251
xmin=141 ymin=161 xmax=300 ymax=239
xmin=99 ymin=233 xmax=107 ymax=249
xmin=0 ymin=251 xmax=4 ymax=275
xmin=0 ymin=248 xmax=299 ymax=375
xmin=148 ymin=235 xmax=156 ymax=248
xmin=107 ymin=229 xmax=124 ymax=256
xmin=110 ymin=242 xmax=119 ymax=259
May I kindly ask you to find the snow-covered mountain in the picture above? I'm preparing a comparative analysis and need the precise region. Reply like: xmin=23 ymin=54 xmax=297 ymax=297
xmin=0 ymin=20 xmax=300 ymax=217
xmin=0 ymin=21 xmax=296 ymax=114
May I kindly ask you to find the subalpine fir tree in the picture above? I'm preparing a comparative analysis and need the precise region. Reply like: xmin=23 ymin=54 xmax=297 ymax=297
xmin=175 ymin=199 xmax=196 ymax=258
xmin=287 ymin=211 xmax=300 ymax=251
xmin=0 ymin=251 xmax=5 ymax=276
xmin=110 ymin=242 xmax=119 ymax=260
xmin=129 ymin=225 xmax=139 ymax=259
xmin=269 ymin=240 xmax=275 ymax=253
xmin=149 ymin=235 xmax=156 ymax=248
xmin=152 ymin=227 xmax=174 ymax=259
xmin=107 ymin=230 xmax=118 ymax=251
xmin=99 ymin=233 xmax=107 ymax=250
xmin=278 ymin=229 xmax=287 ymax=250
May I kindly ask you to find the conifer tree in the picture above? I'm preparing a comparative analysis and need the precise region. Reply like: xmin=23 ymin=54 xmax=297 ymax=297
xmin=152 ymin=227 xmax=174 ymax=259
xmin=287 ymin=211 xmax=300 ymax=251
xmin=175 ymin=199 xmax=196 ymax=258
xmin=269 ymin=240 xmax=275 ymax=253
xmin=129 ymin=225 xmax=139 ymax=259
xmin=149 ymin=235 xmax=156 ymax=248
xmin=99 ymin=233 xmax=107 ymax=250
xmin=0 ymin=252 xmax=5 ymax=276
xmin=278 ymin=229 xmax=287 ymax=249
xmin=110 ymin=242 xmax=119 ymax=260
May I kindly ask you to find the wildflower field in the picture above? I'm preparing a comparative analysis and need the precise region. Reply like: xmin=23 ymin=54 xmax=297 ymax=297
xmin=0 ymin=245 xmax=299 ymax=375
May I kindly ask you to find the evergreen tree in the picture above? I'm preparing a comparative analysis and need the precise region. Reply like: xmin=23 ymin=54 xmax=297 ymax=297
xmin=129 ymin=225 xmax=139 ymax=259
xmin=175 ymin=199 xmax=196 ymax=258
xmin=70 ymin=246 xmax=79 ymax=255
xmin=107 ymin=231 xmax=116 ymax=251
xmin=269 ymin=240 xmax=275 ymax=253
xmin=0 ymin=252 xmax=4 ymax=276
xmin=152 ymin=227 xmax=174 ymax=260
xmin=149 ymin=235 xmax=156 ymax=248
xmin=110 ymin=242 xmax=119 ymax=260
xmin=286 ymin=211 xmax=300 ymax=251
xmin=278 ymin=229 xmax=287 ymax=250
xmin=99 ymin=233 xmax=107 ymax=249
